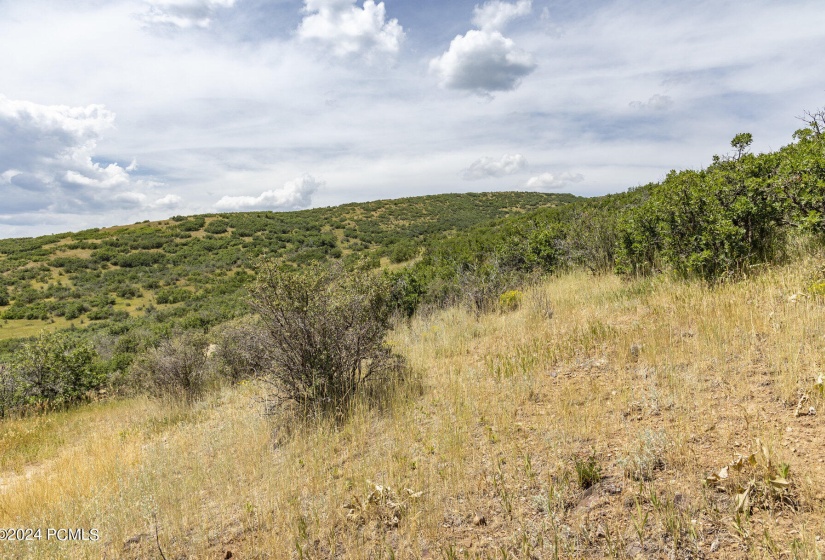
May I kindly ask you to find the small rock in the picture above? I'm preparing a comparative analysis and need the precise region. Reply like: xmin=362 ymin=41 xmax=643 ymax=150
xmin=710 ymin=538 xmax=720 ymax=552
xmin=605 ymin=483 xmax=623 ymax=495
xmin=224 ymin=551 xmax=234 ymax=560
xmin=626 ymin=542 xmax=643 ymax=557
xmin=472 ymin=514 xmax=486 ymax=526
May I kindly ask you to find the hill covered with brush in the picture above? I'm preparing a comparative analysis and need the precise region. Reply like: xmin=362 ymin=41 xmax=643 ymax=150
xmin=0 ymin=191 xmax=575 ymax=344
xmin=0 ymin=112 xmax=824 ymax=558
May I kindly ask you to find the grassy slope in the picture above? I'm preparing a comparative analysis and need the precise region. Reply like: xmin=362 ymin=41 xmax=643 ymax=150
xmin=0 ymin=192 xmax=576 ymax=344
xmin=1 ymin=253 xmax=824 ymax=559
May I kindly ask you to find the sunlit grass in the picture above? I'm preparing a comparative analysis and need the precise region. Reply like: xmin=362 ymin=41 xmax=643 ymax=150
xmin=1 ymin=258 xmax=824 ymax=558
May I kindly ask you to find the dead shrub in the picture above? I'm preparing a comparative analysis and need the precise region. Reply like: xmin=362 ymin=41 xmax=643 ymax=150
xmin=131 ymin=332 xmax=210 ymax=402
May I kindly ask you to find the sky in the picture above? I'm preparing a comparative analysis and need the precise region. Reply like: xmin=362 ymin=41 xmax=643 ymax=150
xmin=1 ymin=0 xmax=824 ymax=238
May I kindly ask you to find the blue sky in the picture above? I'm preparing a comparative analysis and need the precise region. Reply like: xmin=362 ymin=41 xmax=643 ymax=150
xmin=1 ymin=0 xmax=824 ymax=237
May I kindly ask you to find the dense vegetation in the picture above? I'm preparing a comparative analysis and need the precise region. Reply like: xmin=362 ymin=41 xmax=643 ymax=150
xmin=0 ymin=192 xmax=574 ymax=411
xmin=0 ymin=110 xmax=823 ymax=416
xmin=391 ymin=117 xmax=825 ymax=314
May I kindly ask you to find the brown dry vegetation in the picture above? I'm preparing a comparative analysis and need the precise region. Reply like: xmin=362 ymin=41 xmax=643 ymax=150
xmin=1 ymin=255 xmax=824 ymax=559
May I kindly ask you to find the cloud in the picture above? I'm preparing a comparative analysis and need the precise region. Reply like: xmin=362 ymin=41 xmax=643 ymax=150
xmin=215 ymin=175 xmax=323 ymax=210
xmin=630 ymin=94 xmax=674 ymax=111
xmin=298 ymin=0 xmax=404 ymax=58
xmin=431 ymin=1 xmax=535 ymax=94
xmin=0 ymin=95 xmax=152 ymax=214
xmin=524 ymin=172 xmax=584 ymax=190
xmin=472 ymin=0 xmax=531 ymax=32
xmin=430 ymin=29 xmax=536 ymax=93
xmin=154 ymin=194 xmax=183 ymax=208
xmin=462 ymin=153 xmax=527 ymax=180
xmin=141 ymin=0 xmax=237 ymax=29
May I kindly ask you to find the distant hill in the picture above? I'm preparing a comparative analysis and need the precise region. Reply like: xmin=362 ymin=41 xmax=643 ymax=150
xmin=0 ymin=191 xmax=578 ymax=347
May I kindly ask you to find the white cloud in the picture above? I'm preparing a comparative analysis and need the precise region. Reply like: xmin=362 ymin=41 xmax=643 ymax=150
xmin=472 ymin=0 xmax=531 ymax=32
xmin=430 ymin=29 xmax=536 ymax=93
xmin=462 ymin=153 xmax=527 ymax=180
xmin=0 ymin=95 xmax=152 ymax=214
xmin=629 ymin=94 xmax=674 ymax=111
xmin=215 ymin=175 xmax=323 ymax=210
xmin=154 ymin=194 xmax=183 ymax=208
xmin=524 ymin=172 xmax=584 ymax=190
xmin=298 ymin=0 xmax=404 ymax=58
xmin=141 ymin=0 xmax=237 ymax=29
xmin=3 ymin=0 xmax=825 ymax=238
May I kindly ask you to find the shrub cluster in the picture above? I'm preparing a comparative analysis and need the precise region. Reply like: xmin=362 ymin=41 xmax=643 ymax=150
xmin=0 ymin=332 xmax=101 ymax=417
xmin=250 ymin=261 xmax=407 ymax=416
xmin=130 ymin=331 xmax=210 ymax=402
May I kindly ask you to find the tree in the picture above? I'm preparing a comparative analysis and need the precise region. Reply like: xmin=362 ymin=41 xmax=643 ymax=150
xmin=731 ymin=132 xmax=753 ymax=160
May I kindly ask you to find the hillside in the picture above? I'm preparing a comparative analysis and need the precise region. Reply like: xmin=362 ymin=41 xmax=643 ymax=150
xmin=0 ymin=116 xmax=824 ymax=559
xmin=0 ymin=191 xmax=576 ymax=348
xmin=1 ymin=259 xmax=823 ymax=559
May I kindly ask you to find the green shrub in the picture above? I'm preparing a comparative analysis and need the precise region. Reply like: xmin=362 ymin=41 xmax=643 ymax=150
xmin=204 ymin=219 xmax=230 ymax=234
xmin=0 ymin=364 xmax=23 ymax=418
xmin=10 ymin=331 xmax=100 ymax=407
xmin=64 ymin=301 xmax=89 ymax=320
xmin=51 ymin=256 xmax=92 ymax=273
xmin=389 ymin=241 xmax=417 ymax=263
xmin=574 ymin=453 xmax=602 ymax=489
xmin=156 ymin=287 xmax=192 ymax=304
xmin=177 ymin=217 xmax=205 ymax=232
xmin=116 ymin=251 xmax=166 ymax=268
xmin=116 ymin=284 xmax=141 ymax=299
xmin=250 ymin=260 xmax=406 ymax=416
xmin=616 ymin=134 xmax=795 ymax=281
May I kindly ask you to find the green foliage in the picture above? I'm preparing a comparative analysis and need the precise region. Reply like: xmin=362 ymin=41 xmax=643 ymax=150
xmin=808 ymin=280 xmax=825 ymax=297
xmin=731 ymin=132 xmax=753 ymax=159
xmin=0 ymin=364 xmax=24 ymax=418
xmin=574 ymin=453 xmax=602 ymax=489
xmin=389 ymin=240 xmax=417 ymax=263
xmin=116 ymin=250 xmax=167 ymax=268
xmin=51 ymin=256 xmax=93 ymax=272
xmin=386 ymin=267 xmax=426 ymax=318
xmin=9 ymin=332 xmax=100 ymax=408
xmin=176 ymin=217 xmax=205 ymax=232
xmin=616 ymin=134 xmax=793 ymax=280
xmin=204 ymin=218 xmax=230 ymax=234
xmin=155 ymin=287 xmax=192 ymax=304
xmin=498 ymin=290 xmax=523 ymax=312
xmin=250 ymin=261 xmax=405 ymax=415
xmin=116 ymin=284 xmax=141 ymax=299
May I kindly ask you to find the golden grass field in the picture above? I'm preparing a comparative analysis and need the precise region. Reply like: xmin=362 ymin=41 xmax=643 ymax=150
xmin=1 ymin=255 xmax=824 ymax=559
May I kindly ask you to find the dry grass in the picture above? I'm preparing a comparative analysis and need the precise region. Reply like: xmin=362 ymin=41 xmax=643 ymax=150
xmin=0 ymin=317 xmax=76 ymax=341
xmin=1 ymin=257 xmax=824 ymax=559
